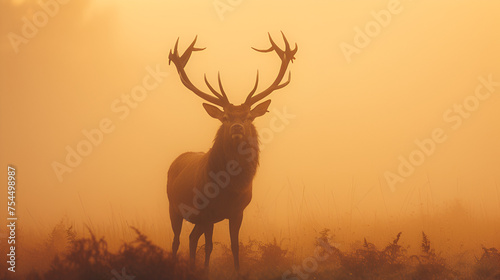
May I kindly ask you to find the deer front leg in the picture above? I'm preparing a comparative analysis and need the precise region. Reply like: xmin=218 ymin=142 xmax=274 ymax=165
xmin=229 ymin=214 xmax=243 ymax=271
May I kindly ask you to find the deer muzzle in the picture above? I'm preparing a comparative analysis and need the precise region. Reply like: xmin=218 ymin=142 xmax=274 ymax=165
xmin=230 ymin=123 xmax=244 ymax=140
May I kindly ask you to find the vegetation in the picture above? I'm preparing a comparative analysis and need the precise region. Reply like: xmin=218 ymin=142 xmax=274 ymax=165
xmin=1 ymin=224 xmax=498 ymax=280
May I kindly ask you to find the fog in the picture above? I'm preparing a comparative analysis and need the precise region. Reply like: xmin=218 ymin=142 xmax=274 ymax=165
xmin=1 ymin=0 xmax=499 ymax=272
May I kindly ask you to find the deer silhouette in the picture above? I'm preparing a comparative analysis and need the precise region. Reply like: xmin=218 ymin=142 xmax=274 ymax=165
xmin=167 ymin=32 xmax=297 ymax=271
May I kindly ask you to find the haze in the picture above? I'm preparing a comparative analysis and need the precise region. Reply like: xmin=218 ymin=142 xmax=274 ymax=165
xmin=1 ymin=0 xmax=499 ymax=258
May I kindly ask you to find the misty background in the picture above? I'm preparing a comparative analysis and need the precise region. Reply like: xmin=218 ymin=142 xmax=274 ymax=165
xmin=1 ymin=0 xmax=499 ymax=256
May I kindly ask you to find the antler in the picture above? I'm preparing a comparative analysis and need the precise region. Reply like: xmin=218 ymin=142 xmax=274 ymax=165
xmin=244 ymin=32 xmax=298 ymax=106
xmin=169 ymin=36 xmax=229 ymax=107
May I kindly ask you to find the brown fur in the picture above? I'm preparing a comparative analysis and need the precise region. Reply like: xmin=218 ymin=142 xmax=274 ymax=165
xmin=167 ymin=125 xmax=259 ymax=224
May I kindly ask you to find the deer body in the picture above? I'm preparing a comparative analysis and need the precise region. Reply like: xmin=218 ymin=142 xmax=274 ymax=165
xmin=166 ymin=33 xmax=297 ymax=271
xmin=168 ymin=125 xmax=259 ymax=225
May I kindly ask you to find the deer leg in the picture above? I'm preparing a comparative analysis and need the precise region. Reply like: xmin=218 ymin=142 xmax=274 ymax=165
xmin=189 ymin=224 xmax=204 ymax=268
xmin=229 ymin=214 xmax=243 ymax=271
xmin=170 ymin=206 xmax=183 ymax=258
xmin=204 ymin=223 xmax=214 ymax=270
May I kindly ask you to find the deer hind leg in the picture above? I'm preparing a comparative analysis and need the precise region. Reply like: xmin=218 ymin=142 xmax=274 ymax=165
xmin=204 ymin=223 xmax=214 ymax=270
xmin=189 ymin=224 xmax=204 ymax=268
xmin=170 ymin=206 xmax=183 ymax=258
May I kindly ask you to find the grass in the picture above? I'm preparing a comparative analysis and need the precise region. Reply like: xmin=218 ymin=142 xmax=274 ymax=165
xmin=2 ymin=222 xmax=499 ymax=280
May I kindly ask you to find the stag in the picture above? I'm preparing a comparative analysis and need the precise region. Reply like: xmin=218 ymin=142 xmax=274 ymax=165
xmin=167 ymin=32 xmax=297 ymax=271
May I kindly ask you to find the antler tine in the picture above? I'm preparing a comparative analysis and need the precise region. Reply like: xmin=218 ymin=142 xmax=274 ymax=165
xmin=204 ymin=74 xmax=225 ymax=101
xmin=203 ymin=72 xmax=230 ymax=105
xmin=281 ymin=31 xmax=290 ymax=50
xmin=281 ymin=31 xmax=297 ymax=54
xmin=169 ymin=36 xmax=228 ymax=107
xmin=168 ymin=38 xmax=180 ymax=65
xmin=217 ymin=72 xmax=229 ymax=102
xmin=251 ymin=32 xmax=278 ymax=53
xmin=276 ymin=71 xmax=292 ymax=89
xmin=245 ymin=70 xmax=260 ymax=104
xmin=180 ymin=36 xmax=205 ymax=63
xmin=245 ymin=32 xmax=297 ymax=106
xmin=246 ymin=71 xmax=292 ymax=103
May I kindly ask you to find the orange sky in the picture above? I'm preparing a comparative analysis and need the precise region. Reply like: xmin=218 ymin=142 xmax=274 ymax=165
xmin=1 ymin=0 xmax=499 ymax=252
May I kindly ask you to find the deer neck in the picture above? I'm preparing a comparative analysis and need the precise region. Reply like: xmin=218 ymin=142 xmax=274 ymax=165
xmin=207 ymin=126 xmax=260 ymax=185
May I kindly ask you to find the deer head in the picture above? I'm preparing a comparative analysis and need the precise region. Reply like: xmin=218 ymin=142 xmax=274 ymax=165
xmin=168 ymin=32 xmax=297 ymax=145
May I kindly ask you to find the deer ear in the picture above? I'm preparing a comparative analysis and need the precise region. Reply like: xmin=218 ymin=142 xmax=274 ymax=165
xmin=250 ymin=100 xmax=271 ymax=119
xmin=203 ymin=103 xmax=224 ymax=120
